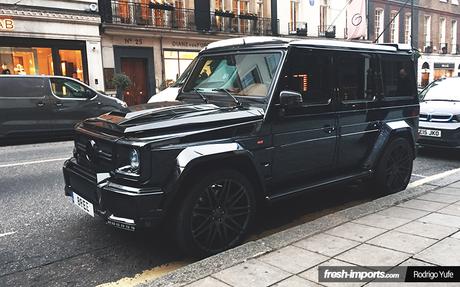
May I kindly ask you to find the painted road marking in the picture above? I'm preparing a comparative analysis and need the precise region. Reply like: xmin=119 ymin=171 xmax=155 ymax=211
xmin=0 ymin=231 xmax=16 ymax=238
xmin=0 ymin=158 xmax=68 ymax=168
xmin=408 ymin=167 xmax=460 ymax=189
xmin=97 ymin=261 xmax=189 ymax=287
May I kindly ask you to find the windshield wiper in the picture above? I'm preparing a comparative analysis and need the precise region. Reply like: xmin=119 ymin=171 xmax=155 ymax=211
xmin=212 ymin=88 xmax=242 ymax=107
xmin=179 ymin=88 xmax=208 ymax=103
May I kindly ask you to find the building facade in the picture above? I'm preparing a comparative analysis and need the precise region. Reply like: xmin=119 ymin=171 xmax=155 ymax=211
xmin=0 ymin=0 xmax=104 ymax=91
xmin=277 ymin=0 xmax=347 ymax=39
xmin=98 ymin=0 xmax=275 ymax=106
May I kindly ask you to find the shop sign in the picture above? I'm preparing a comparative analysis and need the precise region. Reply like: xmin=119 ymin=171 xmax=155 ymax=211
xmin=434 ymin=63 xmax=455 ymax=69
xmin=165 ymin=40 xmax=211 ymax=50
xmin=0 ymin=18 xmax=14 ymax=31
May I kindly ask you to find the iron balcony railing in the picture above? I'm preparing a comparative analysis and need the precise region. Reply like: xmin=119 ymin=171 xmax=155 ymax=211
xmin=423 ymin=41 xmax=433 ymax=53
xmin=440 ymin=42 xmax=449 ymax=54
xmin=106 ymin=1 xmax=276 ymax=35
xmin=288 ymin=22 xmax=307 ymax=36
xmin=318 ymin=25 xmax=336 ymax=38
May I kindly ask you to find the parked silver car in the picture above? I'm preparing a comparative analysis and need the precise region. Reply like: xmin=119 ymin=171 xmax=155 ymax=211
xmin=418 ymin=77 xmax=460 ymax=148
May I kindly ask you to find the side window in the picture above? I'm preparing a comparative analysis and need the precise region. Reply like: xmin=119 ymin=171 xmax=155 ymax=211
xmin=0 ymin=78 xmax=44 ymax=98
xmin=381 ymin=56 xmax=416 ymax=98
xmin=336 ymin=53 xmax=376 ymax=102
xmin=50 ymin=78 xmax=92 ymax=99
xmin=280 ymin=48 xmax=332 ymax=105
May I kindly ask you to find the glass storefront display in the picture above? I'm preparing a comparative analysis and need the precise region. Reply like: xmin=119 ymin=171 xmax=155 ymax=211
xmin=163 ymin=50 xmax=198 ymax=87
xmin=0 ymin=47 xmax=53 ymax=75
xmin=59 ymin=50 xmax=84 ymax=81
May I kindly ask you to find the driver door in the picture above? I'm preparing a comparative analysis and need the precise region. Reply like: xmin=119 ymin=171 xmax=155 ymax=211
xmin=48 ymin=77 xmax=100 ymax=132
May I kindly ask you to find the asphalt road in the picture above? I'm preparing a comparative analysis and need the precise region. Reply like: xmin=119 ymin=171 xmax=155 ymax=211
xmin=0 ymin=141 xmax=459 ymax=286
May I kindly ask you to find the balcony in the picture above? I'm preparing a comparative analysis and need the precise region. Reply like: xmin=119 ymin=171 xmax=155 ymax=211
xmin=288 ymin=22 xmax=307 ymax=36
xmin=318 ymin=25 xmax=336 ymax=38
xmin=440 ymin=43 xmax=449 ymax=54
xmin=423 ymin=41 xmax=433 ymax=53
xmin=103 ymin=1 xmax=276 ymax=35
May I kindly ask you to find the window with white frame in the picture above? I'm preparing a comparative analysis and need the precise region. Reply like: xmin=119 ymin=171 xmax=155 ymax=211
xmin=424 ymin=15 xmax=431 ymax=46
xmin=375 ymin=9 xmax=384 ymax=43
xmin=452 ymin=20 xmax=457 ymax=53
xmin=405 ymin=14 xmax=411 ymax=44
xmin=390 ymin=11 xmax=399 ymax=43
xmin=290 ymin=0 xmax=299 ymax=26
xmin=440 ymin=17 xmax=446 ymax=46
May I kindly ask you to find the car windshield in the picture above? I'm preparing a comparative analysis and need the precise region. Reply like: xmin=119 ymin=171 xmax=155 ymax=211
xmin=421 ymin=78 xmax=460 ymax=101
xmin=183 ymin=52 xmax=282 ymax=99
xmin=171 ymin=58 xmax=196 ymax=88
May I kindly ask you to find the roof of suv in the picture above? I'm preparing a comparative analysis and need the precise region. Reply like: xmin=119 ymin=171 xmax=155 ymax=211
xmin=203 ymin=36 xmax=412 ymax=53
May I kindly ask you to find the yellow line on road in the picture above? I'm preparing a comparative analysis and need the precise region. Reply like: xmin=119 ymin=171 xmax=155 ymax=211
xmin=97 ymin=261 xmax=189 ymax=287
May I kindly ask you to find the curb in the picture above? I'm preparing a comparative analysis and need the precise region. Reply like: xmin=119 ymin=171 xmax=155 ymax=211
xmin=142 ymin=170 xmax=460 ymax=287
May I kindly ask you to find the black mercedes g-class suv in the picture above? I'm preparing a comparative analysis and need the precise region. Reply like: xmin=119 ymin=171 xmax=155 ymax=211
xmin=63 ymin=37 xmax=419 ymax=257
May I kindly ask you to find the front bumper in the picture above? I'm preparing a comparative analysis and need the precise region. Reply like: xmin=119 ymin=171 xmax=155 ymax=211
xmin=418 ymin=122 xmax=460 ymax=148
xmin=63 ymin=158 xmax=165 ymax=230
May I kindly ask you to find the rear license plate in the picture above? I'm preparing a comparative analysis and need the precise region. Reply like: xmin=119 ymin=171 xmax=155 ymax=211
xmin=419 ymin=128 xmax=441 ymax=138
xmin=73 ymin=192 xmax=94 ymax=217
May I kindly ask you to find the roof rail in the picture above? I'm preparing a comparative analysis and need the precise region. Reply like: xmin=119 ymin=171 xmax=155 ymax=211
xmin=378 ymin=43 xmax=412 ymax=51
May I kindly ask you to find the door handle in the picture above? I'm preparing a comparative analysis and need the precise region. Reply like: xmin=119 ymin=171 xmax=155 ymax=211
xmin=37 ymin=102 xmax=45 ymax=107
xmin=323 ymin=125 xmax=336 ymax=134
xmin=56 ymin=102 xmax=63 ymax=107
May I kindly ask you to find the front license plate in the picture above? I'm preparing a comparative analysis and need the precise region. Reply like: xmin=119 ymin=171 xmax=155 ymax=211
xmin=73 ymin=192 xmax=94 ymax=217
xmin=419 ymin=128 xmax=442 ymax=138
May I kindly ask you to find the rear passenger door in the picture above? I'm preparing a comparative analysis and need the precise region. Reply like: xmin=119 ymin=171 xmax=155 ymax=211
xmin=48 ymin=77 xmax=99 ymax=132
xmin=335 ymin=52 xmax=380 ymax=170
xmin=0 ymin=77 xmax=53 ymax=138
xmin=271 ymin=48 xmax=338 ymax=191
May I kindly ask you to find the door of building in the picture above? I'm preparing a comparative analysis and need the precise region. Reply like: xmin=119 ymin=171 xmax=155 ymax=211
xmin=121 ymin=58 xmax=148 ymax=106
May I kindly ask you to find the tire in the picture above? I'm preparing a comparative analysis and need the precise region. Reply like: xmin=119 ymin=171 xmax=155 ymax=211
xmin=174 ymin=169 xmax=256 ymax=257
xmin=373 ymin=137 xmax=414 ymax=194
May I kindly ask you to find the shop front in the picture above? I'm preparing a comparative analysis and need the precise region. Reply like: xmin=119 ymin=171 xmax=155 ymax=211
xmin=433 ymin=62 xmax=455 ymax=80
xmin=0 ymin=37 xmax=88 ymax=82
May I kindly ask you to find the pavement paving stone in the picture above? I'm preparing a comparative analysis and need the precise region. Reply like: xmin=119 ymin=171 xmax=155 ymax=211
xmin=213 ymin=259 xmax=291 ymax=287
xmin=367 ymin=230 xmax=437 ymax=254
xmin=437 ymin=204 xmax=460 ymax=217
xmin=395 ymin=221 xmax=458 ymax=240
xmin=271 ymin=275 xmax=322 ymax=287
xmin=416 ymin=193 xmax=460 ymax=204
xmin=432 ymin=187 xmax=460 ymax=196
xmin=258 ymin=245 xmax=329 ymax=274
xmin=325 ymin=222 xmax=386 ymax=242
xmin=414 ymin=237 xmax=460 ymax=266
xmin=375 ymin=206 xmax=429 ymax=220
xmin=397 ymin=199 xmax=449 ymax=212
xmin=187 ymin=277 xmax=230 ymax=287
xmin=335 ymin=244 xmax=410 ymax=268
xmin=451 ymin=231 xmax=460 ymax=239
xmin=299 ymin=258 xmax=366 ymax=287
xmin=398 ymin=258 xmax=435 ymax=266
xmin=293 ymin=233 xmax=360 ymax=257
xmin=352 ymin=214 xmax=411 ymax=230
xmin=418 ymin=213 xmax=460 ymax=228
xmin=447 ymin=181 xmax=460 ymax=189
xmin=366 ymin=282 xmax=458 ymax=286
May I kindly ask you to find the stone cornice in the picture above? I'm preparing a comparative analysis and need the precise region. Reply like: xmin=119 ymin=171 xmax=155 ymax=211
xmin=0 ymin=5 xmax=100 ymax=25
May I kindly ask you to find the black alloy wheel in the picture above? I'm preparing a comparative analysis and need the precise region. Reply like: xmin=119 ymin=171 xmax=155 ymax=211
xmin=374 ymin=137 xmax=413 ymax=194
xmin=175 ymin=170 xmax=256 ymax=257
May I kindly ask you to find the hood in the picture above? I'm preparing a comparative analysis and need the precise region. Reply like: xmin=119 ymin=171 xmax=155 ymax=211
xmin=80 ymin=101 xmax=264 ymax=137
xmin=420 ymin=100 xmax=460 ymax=115
xmin=148 ymin=87 xmax=180 ymax=103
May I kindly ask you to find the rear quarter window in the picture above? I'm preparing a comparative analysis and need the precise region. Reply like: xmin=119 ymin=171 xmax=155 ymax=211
xmin=0 ymin=77 xmax=45 ymax=98
xmin=381 ymin=55 xmax=416 ymax=99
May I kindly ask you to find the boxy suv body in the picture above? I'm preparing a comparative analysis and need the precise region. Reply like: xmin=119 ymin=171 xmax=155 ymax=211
xmin=0 ymin=75 xmax=127 ymax=140
xmin=63 ymin=37 xmax=419 ymax=256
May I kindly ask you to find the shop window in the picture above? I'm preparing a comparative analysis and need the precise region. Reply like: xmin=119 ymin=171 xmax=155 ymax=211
xmin=59 ymin=50 xmax=84 ymax=81
xmin=163 ymin=50 xmax=198 ymax=88
xmin=0 ymin=47 xmax=53 ymax=76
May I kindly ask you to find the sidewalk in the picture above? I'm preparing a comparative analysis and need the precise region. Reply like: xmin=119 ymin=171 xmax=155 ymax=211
xmin=145 ymin=170 xmax=460 ymax=287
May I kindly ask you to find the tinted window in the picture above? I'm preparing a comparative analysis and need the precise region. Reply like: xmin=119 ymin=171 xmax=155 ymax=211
xmin=50 ymin=78 xmax=93 ymax=99
xmin=0 ymin=77 xmax=44 ymax=98
xmin=279 ymin=48 xmax=331 ymax=105
xmin=336 ymin=53 xmax=376 ymax=102
xmin=382 ymin=56 xmax=416 ymax=98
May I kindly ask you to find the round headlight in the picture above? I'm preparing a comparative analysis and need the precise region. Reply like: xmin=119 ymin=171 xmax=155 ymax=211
xmin=129 ymin=149 xmax=140 ymax=171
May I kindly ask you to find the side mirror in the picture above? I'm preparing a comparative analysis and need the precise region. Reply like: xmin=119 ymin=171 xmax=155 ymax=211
xmin=280 ymin=90 xmax=303 ymax=108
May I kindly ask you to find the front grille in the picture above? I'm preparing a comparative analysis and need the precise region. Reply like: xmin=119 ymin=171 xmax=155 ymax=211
xmin=419 ymin=113 xmax=429 ymax=121
xmin=75 ymin=134 xmax=115 ymax=172
xmin=419 ymin=113 xmax=453 ymax=122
